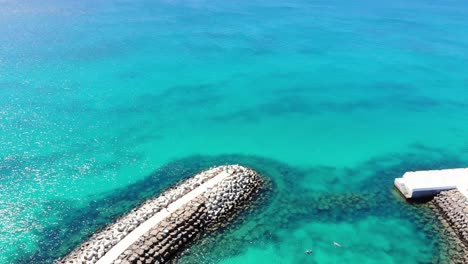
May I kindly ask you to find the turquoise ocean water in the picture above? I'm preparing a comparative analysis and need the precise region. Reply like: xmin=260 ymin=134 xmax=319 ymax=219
xmin=1 ymin=0 xmax=468 ymax=263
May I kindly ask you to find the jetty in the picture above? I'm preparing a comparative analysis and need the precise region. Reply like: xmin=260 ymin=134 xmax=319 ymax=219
xmin=57 ymin=165 xmax=264 ymax=264
xmin=394 ymin=168 xmax=468 ymax=199
xmin=394 ymin=168 xmax=468 ymax=262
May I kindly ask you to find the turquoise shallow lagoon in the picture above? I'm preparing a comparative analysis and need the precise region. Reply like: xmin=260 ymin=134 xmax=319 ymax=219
xmin=1 ymin=0 xmax=468 ymax=263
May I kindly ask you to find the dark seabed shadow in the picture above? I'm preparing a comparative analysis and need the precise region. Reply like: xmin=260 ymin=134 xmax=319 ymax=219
xmin=13 ymin=148 xmax=468 ymax=263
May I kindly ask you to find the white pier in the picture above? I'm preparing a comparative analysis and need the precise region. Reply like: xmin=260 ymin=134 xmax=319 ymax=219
xmin=394 ymin=168 xmax=468 ymax=199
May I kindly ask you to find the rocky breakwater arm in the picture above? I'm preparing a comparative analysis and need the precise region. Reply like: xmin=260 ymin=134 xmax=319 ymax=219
xmin=430 ymin=189 xmax=468 ymax=263
xmin=56 ymin=165 xmax=264 ymax=264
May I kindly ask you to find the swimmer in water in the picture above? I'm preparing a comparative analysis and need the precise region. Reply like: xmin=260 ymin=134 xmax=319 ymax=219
xmin=304 ymin=249 xmax=313 ymax=255
xmin=333 ymin=241 xmax=342 ymax=247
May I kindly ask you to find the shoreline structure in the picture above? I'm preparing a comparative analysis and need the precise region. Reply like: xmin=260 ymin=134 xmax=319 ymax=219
xmin=57 ymin=165 xmax=264 ymax=264
xmin=394 ymin=168 xmax=468 ymax=262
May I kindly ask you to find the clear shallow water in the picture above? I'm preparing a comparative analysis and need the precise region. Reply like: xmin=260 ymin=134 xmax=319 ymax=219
xmin=1 ymin=0 xmax=468 ymax=263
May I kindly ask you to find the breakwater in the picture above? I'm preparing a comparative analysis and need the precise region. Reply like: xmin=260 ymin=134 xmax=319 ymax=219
xmin=394 ymin=169 xmax=468 ymax=262
xmin=57 ymin=165 xmax=263 ymax=264
xmin=430 ymin=189 xmax=468 ymax=263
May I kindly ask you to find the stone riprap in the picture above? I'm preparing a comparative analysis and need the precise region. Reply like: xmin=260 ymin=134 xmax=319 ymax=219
xmin=430 ymin=189 xmax=468 ymax=263
xmin=116 ymin=196 xmax=208 ymax=264
xmin=57 ymin=165 xmax=263 ymax=264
